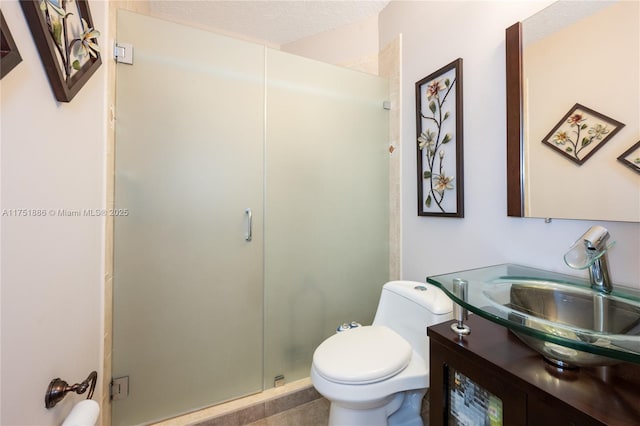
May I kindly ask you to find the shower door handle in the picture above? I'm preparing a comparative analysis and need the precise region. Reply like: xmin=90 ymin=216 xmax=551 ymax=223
xmin=245 ymin=208 xmax=252 ymax=242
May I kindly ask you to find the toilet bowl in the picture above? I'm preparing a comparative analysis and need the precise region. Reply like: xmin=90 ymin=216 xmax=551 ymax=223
xmin=311 ymin=281 xmax=453 ymax=426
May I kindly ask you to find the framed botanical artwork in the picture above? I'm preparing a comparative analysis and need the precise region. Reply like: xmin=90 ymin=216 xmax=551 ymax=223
xmin=415 ymin=58 xmax=464 ymax=217
xmin=617 ymin=141 xmax=640 ymax=174
xmin=541 ymin=103 xmax=625 ymax=165
xmin=1 ymin=9 xmax=23 ymax=78
xmin=21 ymin=0 xmax=101 ymax=102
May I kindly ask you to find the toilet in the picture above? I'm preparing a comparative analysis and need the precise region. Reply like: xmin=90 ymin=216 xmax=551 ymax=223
xmin=310 ymin=281 xmax=453 ymax=426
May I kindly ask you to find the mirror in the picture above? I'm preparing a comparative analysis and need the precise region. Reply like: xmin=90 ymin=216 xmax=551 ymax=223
xmin=506 ymin=1 xmax=639 ymax=222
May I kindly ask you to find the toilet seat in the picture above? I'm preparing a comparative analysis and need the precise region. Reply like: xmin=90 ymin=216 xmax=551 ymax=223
xmin=312 ymin=326 xmax=412 ymax=385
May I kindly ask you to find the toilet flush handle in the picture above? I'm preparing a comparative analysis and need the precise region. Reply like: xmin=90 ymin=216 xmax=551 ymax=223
xmin=336 ymin=321 xmax=362 ymax=332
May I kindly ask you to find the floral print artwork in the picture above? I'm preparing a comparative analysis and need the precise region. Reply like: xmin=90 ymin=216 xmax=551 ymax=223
xmin=21 ymin=0 xmax=102 ymax=102
xmin=617 ymin=141 xmax=640 ymax=174
xmin=40 ymin=0 xmax=100 ymax=80
xmin=415 ymin=59 xmax=464 ymax=217
xmin=542 ymin=104 xmax=624 ymax=165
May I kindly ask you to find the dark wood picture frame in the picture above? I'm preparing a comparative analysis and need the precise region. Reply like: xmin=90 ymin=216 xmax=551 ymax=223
xmin=21 ymin=0 xmax=101 ymax=102
xmin=617 ymin=141 xmax=640 ymax=174
xmin=1 ymin=9 xmax=23 ymax=79
xmin=415 ymin=58 xmax=464 ymax=218
xmin=541 ymin=103 xmax=624 ymax=166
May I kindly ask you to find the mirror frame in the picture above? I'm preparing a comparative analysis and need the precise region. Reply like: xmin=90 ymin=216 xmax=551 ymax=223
xmin=505 ymin=22 xmax=523 ymax=217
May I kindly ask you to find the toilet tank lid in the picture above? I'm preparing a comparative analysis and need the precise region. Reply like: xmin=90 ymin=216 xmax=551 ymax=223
xmin=382 ymin=281 xmax=453 ymax=315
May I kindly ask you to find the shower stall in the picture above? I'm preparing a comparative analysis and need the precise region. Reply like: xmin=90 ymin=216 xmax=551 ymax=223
xmin=113 ymin=10 xmax=390 ymax=425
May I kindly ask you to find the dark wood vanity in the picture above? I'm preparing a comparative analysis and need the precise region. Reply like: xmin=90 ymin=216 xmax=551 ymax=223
xmin=428 ymin=315 xmax=640 ymax=425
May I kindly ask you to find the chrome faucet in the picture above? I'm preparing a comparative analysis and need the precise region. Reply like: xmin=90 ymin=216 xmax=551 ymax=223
xmin=564 ymin=225 xmax=613 ymax=294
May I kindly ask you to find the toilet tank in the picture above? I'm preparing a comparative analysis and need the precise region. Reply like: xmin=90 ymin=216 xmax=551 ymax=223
xmin=372 ymin=281 xmax=453 ymax=362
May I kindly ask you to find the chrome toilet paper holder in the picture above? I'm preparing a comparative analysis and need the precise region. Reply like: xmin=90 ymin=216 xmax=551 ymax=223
xmin=45 ymin=371 xmax=97 ymax=409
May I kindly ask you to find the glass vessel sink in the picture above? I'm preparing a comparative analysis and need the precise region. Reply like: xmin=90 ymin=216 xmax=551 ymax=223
xmin=427 ymin=264 xmax=640 ymax=367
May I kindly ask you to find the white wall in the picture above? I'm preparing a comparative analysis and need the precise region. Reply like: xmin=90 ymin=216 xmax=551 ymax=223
xmin=0 ymin=0 xmax=107 ymax=424
xmin=282 ymin=14 xmax=380 ymax=74
xmin=379 ymin=0 xmax=639 ymax=287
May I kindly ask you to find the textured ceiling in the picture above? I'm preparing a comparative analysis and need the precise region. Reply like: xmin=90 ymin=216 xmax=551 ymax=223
xmin=523 ymin=1 xmax=613 ymax=45
xmin=149 ymin=1 xmax=390 ymax=45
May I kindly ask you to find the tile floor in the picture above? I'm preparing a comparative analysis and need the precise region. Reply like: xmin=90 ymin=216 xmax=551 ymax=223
xmin=194 ymin=386 xmax=430 ymax=426
xmin=245 ymin=398 xmax=330 ymax=426
xmin=201 ymin=391 xmax=430 ymax=426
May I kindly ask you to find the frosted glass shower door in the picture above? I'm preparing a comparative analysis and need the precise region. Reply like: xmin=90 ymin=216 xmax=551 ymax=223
xmin=113 ymin=11 xmax=264 ymax=425
xmin=264 ymin=50 xmax=389 ymax=384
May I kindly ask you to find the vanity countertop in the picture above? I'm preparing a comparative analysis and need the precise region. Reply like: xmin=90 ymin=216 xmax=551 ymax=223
xmin=427 ymin=263 xmax=640 ymax=365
